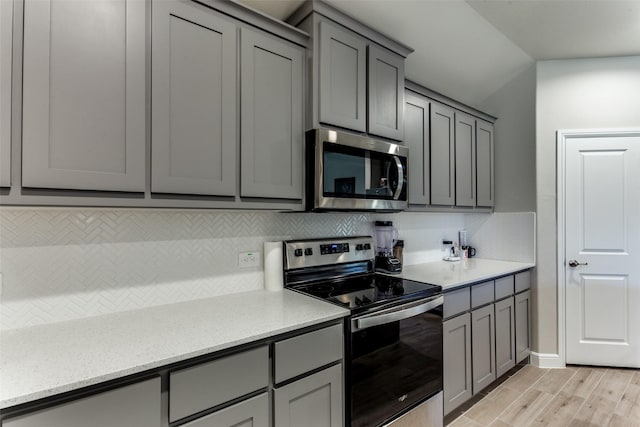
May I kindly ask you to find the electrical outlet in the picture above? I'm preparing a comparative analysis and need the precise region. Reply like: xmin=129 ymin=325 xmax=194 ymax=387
xmin=238 ymin=251 xmax=260 ymax=268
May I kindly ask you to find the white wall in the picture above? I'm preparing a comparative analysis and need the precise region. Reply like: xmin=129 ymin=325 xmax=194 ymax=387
xmin=480 ymin=64 xmax=536 ymax=213
xmin=536 ymin=56 xmax=640 ymax=355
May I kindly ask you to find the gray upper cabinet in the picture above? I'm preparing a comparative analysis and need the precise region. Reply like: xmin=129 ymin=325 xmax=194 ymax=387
xmin=240 ymin=28 xmax=304 ymax=199
xmin=0 ymin=0 xmax=12 ymax=187
xmin=404 ymin=91 xmax=430 ymax=205
xmin=3 ymin=377 xmax=161 ymax=427
xmin=455 ymin=112 xmax=476 ymax=207
xmin=476 ymin=120 xmax=494 ymax=207
xmin=21 ymin=0 xmax=145 ymax=192
xmin=430 ymin=102 xmax=455 ymax=206
xmin=319 ymin=20 xmax=366 ymax=132
xmin=274 ymin=363 xmax=343 ymax=427
xmin=151 ymin=0 xmax=236 ymax=196
xmin=368 ymin=44 xmax=404 ymax=140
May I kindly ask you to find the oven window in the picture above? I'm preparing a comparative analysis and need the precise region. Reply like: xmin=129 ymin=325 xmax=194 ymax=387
xmin=322 ymin=142 xmax=406 ymax=200
xmin=350 ymin=311 xmax=442 ymax=427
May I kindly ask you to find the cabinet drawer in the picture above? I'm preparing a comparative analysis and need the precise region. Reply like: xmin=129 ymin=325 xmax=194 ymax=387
xmin=275 ymin=324 xmax=343 ymax=383
xmin=495 ymin=276 xmax=514 ymax=300
xmin=181 ymin=393 xmax=269 ymax=427
xmin=443 ymin=287 xmax=471 ymax=319
xmin=3 ymin=377 xmax=161 ymax=427
xmin=471 ymin=280 xmax=494 ymax=308
xmin=515 ymin=270 xmax=531 ymax=293
xmin=169 ymin=346 xmax=268 ymax=422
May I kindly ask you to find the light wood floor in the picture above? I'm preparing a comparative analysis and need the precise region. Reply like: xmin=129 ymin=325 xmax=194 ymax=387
xmin=446 ymin=365 xmax=640 ymax=427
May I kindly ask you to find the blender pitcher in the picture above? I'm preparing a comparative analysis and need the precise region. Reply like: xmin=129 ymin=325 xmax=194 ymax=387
xmin=374 ymin=221 xmax=402 ymax=273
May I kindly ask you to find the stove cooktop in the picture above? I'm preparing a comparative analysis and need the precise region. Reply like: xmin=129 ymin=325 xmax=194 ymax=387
xmin=290 ymin=273 xmax=442 ymax=314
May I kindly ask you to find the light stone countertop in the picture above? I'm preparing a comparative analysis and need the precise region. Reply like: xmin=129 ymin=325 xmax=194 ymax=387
xmin=0 ymin=289 xmax=349 ymax=410
xmin=395 ymin=258 xmax=535 ymax=290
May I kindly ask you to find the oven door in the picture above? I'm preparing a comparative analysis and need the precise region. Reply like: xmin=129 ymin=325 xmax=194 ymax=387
xmin=348 ymin=295 xmax=443 ymax=427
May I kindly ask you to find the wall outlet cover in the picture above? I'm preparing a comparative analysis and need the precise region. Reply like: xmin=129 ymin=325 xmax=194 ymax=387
xmin=238 ymin=251 xmax=260 ymax=268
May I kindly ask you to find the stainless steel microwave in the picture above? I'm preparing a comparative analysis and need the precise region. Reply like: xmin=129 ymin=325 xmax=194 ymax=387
xmin=306 ymin=128 xmax=408 ymax=212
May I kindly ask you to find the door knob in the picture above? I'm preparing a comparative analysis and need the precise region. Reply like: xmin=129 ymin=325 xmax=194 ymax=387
xmin=568 ymin=259 xmax=588 ymax=268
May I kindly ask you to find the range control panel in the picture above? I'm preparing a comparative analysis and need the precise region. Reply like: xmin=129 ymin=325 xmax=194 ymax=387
xmin=284 ymin=236 xmax=374 ymax=270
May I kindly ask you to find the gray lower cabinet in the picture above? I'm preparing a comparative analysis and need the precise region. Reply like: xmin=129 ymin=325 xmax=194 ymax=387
xmin=151 ymin=0 xmax=236 ymax=196
xmin=21 ymin=0 xmax=146 ymax=192
xmin=0 ymin=0 xmax=11 ymax=188
xmin=454 ymin=112 xmax=476 ymax=207
xmin=476 ymin=120 xmax=494 ymax=207
xmin=430 ymin=102 xmax=455 ymax=206
xmin=515 ymin=290 xmax=532 ymax=363
xmin=2 ymin=377 xmax=161 ymax=427
xmin=181 ymin=393 xmax=269 ymax=427
xmin=494 ymin=297 xmax=516 ymax=377
xmin=404 ymin=90 xmax=430 ymax=205
xmin=471 ymin=303 xmax=496 ymax=395
xmin=443 ymin=312 xmax=472 ymax=415
xmin=368 ymin=44 xmax=404 ymax=141
xmin=240 ymin=28 xmax=304 ymax=199
xmin=169 ymin=346 xmax=269 ymax=423
xmin=318 ymin=20 xmax=366 ymax=132
xmin=274 ymin=363 xmax=343 ymax=427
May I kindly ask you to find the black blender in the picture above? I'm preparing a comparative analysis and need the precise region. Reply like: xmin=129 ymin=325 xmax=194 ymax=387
xmin=373 ymin=221 xmax=402 ymax=273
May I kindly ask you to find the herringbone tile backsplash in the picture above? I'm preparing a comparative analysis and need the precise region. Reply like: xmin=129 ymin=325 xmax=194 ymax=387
xmin=0 ymin=209 xmax=534 ymax=330
xmin=0 ymin=209 xmax=469 ymax=330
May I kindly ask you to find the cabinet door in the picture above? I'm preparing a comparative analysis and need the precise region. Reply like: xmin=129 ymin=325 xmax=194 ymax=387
xmin=404 ymin=91 xmax=430 ymax=205
xmin=471 ymin=304 xmax=496 ymax=395
xmin=0 ymin=0 xmax=12 ymax=187
xmin=515 ymin=290 xmax=532 ymax=363
xmin=455 ymin=112 xmax=476 ymax=207
xmin=182 ymin=393 xmax=268 ymax=427
xmin=22 ymin=0 xmax=145 ymax=192
xmin=430 ymin=102 xmax=455 ymax=206
xmin=240 ymin=28 xmax=303 ymax=199
xmin=443 ymin=313 xmax=472 ymax=415
xmin=318 ymin=21 xmax=366 ymax=132
xmin=151 ymin=0 xmax=236 ymax=196
xmin=476 ymin=120 xmax=494 ymax=207
xmin=274 ymin=363 xmax=343 ymax=427
xmin=368 ymin=44 xmax=404 ymax=141
xmin=495 ymin=297 xmax=516 ymax=378
xmin=3 ymin=377 xmax=161 ymax=427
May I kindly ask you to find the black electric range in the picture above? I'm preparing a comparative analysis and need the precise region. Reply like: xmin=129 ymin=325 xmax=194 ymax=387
xmin=290 ymin=272 xmax=442 ymax=315
xmin=283 ymin=236 xmax=444 ymax=427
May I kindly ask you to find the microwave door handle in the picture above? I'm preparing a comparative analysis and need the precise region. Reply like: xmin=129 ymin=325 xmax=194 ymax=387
xmin=353 ymin=296 xmax=443 ymax=331
xmin=392 ymin=156 xmax=404 ymax=200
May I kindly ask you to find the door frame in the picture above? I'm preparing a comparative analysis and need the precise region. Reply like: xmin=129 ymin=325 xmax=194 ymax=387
xmin=556 ymin=128 xmax=640 ymax=368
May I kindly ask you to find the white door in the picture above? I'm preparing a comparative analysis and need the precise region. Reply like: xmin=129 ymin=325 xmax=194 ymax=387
xmin=564 ymin=130 xmax=640 ymax=368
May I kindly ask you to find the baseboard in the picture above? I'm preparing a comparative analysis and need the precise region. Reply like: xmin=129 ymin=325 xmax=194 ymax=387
xmin=530 ymin=352 xmax=565 ymax=369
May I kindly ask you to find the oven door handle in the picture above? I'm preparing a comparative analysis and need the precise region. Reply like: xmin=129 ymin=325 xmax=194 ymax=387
xmin=352 ymin=295 xmax=443 ymax=332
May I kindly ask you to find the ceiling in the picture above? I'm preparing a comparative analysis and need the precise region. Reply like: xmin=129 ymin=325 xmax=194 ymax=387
xmin=237 ymin=0 xmax=640 ymax=109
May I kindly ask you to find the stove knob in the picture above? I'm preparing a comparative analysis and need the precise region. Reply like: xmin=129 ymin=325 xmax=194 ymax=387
xmin=355 ymin=296 xmax=363 ymax=306
xmin=304 ymin=248 xmax=313 ymax=256
xmin=355 ymin=244 xmax=364 ymax=251
xmin=363 ymin=243 xmax=371 ymax=250
xmin=294 ymin=249 xmax=303 ymax=257
xmin=362 ymin=295 xmax=371 ymax=304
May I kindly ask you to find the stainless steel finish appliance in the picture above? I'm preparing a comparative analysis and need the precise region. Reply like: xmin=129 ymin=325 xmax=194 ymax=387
xmin=306 ymin=128 xmax=408 ymax=212
xmin=284 ymin=236 xmax=443 ymax=427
